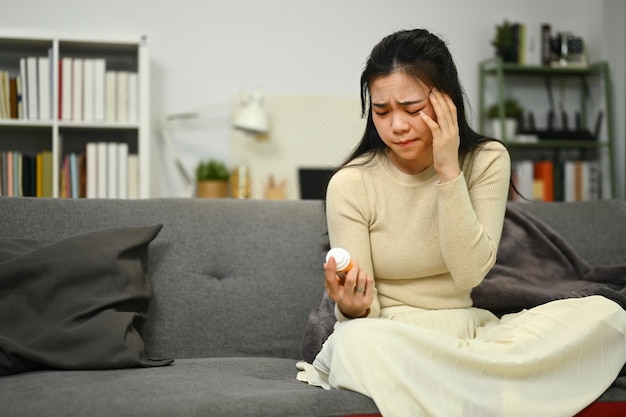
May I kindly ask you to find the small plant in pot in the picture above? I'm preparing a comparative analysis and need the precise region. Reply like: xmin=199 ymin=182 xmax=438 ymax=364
xmin=487 ymin=99 xmax=524 ymax=141
xmin=195 ymin=159 xmax=230 ymax=198
xmin=491 ymin=20 xmax=517 ymax=63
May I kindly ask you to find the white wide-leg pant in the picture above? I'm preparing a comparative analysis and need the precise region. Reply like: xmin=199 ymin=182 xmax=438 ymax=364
xmin=297 ymin=296 xmax=626 ymax=417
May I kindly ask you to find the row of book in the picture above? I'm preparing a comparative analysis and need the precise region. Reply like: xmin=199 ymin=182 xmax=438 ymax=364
xmin=0 ymin=54 xmax=139 ymax=123
xmin=0 ymin=70 xmax=27 ymax=119
xmin=84 ymin=142 xmax=139 ymax=199
xmin=0 ymin=151 xmax=53 ymax=197
xmin=60 ymin=58 xmax=139 ymax=123
xmin=511 ymin=159 xmax=601 ymax=202
xmin=0 ymin=142 xmax=139 ymax=199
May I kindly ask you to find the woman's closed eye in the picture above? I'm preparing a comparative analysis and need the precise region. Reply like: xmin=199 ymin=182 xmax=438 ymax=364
xmin=374 ymin=107 xmax=423 ymax=117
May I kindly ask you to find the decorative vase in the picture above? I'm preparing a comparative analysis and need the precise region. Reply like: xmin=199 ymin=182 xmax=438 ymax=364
xmin=490 ymin=118 xmax=518 ymax=141
xmin=196 ymin=180 xmax=229 ymax=198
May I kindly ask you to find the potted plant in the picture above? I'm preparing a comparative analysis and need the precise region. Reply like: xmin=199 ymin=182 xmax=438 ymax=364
xmin=491 ymin=20 xmax=517 ymax=63
xmin=195 ymin=159 xmax=230 ymax=198
xmin=486 ymin=98 xmax=524 ymax=141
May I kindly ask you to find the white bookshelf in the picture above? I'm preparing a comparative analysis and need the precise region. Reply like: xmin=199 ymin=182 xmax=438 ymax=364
xmin=0 ymin=29 xmax=150 ymax=198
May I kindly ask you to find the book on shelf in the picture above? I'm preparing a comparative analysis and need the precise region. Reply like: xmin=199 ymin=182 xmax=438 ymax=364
xmin=26 ymin=56 xmax=38 ymax=120
xmin=16 ymin=75 xmax=23 ymax=119
xmin=96 ymin=142 xmax=107 ymax=198
xmin=105 ymin=71 xmax=116 ymax=122
xmin=70 ymin=152 xmax=79 ymax=198
xmin=117 ymin=142 xmax=128 ymax=198
xmin=107 ymin=142 xmax=118 ymax=198
xmin=128 ymin=154 xmax=139 ymax=199
xmin=83 ymin=59 xmax=95 ymax=121
xmin=511 ymin=159 xmax=601 ymax=202
xmin=2 ymin=71 xmax=12 ymax=119
xmin=57 ymin=59 xmax=62 ymax=120
xmin=72 ymin=58 xmax=83 ymax=121
xmin=9 ymin=76 xmax=17 ymax=118
xmin=128 ymin=72 xmax=138 ymax=122
xmin=21 ymin=153 xmax=36 ymax=197
xmin=533 ymin=160 xmax=554 ymax=202
xmin=0 ymin=71 xmax=7 ymax=119
xmin=60 ymin=57 xmax=72 ymax=120
xmin=94 ymin=59 xmax=106 ymax=121
xmin=19 ymin=58 xmax=28 ymax=119
xmin=6 ymin=151 xmax=14 ymax=197
xmin=41 ymin=151 xmax=53 ymax=197
xmin=86 ymin=142 xmax=97 ymax=198
xmin=0 ymin=154 xmax=5 ymax=196
xmin=15 ymin=153 xmax=22 ymax=197
xmin=60 ymin=154 xmax=69 ymax=198
xmin=59 ymin=152 xmax=86 ymax=198
xmin=38 ymin=55 xmax=51 ymax=120
xmin=116 ymin=71 xmax=129 ymax=122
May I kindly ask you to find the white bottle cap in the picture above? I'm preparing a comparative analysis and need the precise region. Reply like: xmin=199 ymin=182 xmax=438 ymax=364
xmin=326 ymin=247 xmax=351 ymax=272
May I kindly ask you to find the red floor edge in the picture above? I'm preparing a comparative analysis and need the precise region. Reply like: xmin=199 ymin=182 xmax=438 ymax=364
xmin=342 ymin=402 xmax=626 ymax=417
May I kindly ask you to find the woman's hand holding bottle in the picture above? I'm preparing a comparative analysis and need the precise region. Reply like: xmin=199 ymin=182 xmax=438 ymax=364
xmin=324 ymin=248 xmax=373 ymax=319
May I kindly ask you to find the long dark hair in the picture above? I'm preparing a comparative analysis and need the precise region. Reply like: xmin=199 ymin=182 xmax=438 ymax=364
xmin=343 ymin=28 xmax=489 ymax=166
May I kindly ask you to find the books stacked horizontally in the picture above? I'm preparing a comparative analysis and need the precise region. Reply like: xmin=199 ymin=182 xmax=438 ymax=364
xmin=511 ymin=159 xmax=601 ymax=202
xmin=0 ymin=151 xmax=53 ymax=197
xmin=0 ymin=54 xmax=53 ymax=120
xmin=59 ymin=57 xmax=139 ymax=123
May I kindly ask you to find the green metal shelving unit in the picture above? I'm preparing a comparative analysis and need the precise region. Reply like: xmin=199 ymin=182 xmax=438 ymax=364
xmin=478 ymin=58 xmax=616 ymax=198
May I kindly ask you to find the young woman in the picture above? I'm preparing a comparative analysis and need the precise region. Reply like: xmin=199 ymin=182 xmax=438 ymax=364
xmin=297 ymin=28 xmax=626 ymax=417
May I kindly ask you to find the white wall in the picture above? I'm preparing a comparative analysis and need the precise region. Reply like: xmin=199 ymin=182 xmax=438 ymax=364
xmin=1 ymin=0 xmax=623 ymax=198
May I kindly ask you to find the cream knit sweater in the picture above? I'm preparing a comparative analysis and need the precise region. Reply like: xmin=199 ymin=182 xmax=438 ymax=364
xmin=326 ymin=141 xmax=511 ymax=319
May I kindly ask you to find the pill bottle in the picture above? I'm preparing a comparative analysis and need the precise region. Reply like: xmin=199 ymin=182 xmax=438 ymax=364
xmin=326 ymin=247 xmax=353 ymax=278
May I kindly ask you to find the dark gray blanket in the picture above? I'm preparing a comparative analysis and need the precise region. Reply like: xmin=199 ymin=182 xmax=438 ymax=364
xmin=301 ymin=204 xmax=626 ymax=387
xmin=473 ymin=204 xmax=626 ymax=316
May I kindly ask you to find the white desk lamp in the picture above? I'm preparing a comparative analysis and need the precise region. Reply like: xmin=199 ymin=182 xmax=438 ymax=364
xmin=233 ymin=91 xmax=270 ymax=135
xmin=159 ymin=91 xmax=270 ymax=197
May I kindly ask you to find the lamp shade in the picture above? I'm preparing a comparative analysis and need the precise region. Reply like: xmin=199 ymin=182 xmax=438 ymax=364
xmin=233 ymin=92 xmax=269 ymax=134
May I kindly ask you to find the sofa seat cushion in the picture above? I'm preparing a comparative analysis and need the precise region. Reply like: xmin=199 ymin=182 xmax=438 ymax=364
xmin=0 ymin=358 xmax=379 ymax=417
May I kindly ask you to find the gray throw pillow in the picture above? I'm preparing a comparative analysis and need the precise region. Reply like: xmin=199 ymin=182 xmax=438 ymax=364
xmin=0 ymin=224 xmax=173 ymax=375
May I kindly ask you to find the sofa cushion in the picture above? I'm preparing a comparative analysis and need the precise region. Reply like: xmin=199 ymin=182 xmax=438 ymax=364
xmin=0 ymin=225 xmax=173 ymax=375
xmin=0 ymin=358 xmax=379 ymax=417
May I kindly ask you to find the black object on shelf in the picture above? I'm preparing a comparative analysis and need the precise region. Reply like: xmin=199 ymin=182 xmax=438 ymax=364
xmin=520 ymin=109 xmax=602 ymax=141
xmin=521 ymin=129 xmax=596 ymax=141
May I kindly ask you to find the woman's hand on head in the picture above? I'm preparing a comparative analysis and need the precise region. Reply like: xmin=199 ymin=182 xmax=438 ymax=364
xmin=324 ymin=256 xmax=373 ymax=319
xmin=420 ymin=88 xmax=461 ymax=183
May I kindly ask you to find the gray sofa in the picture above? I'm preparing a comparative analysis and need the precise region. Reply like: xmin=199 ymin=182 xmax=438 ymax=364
xmin=0 ymin=196 xmax=625 ymax=417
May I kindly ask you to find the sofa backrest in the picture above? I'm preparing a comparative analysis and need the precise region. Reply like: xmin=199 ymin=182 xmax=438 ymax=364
xmin=509 ymin=199 xmax=626 ymax=266
xmin=0 ymin=197 xmax=329 ymax=360
xmin=2 ymin=197 xmax=625 ymax=361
